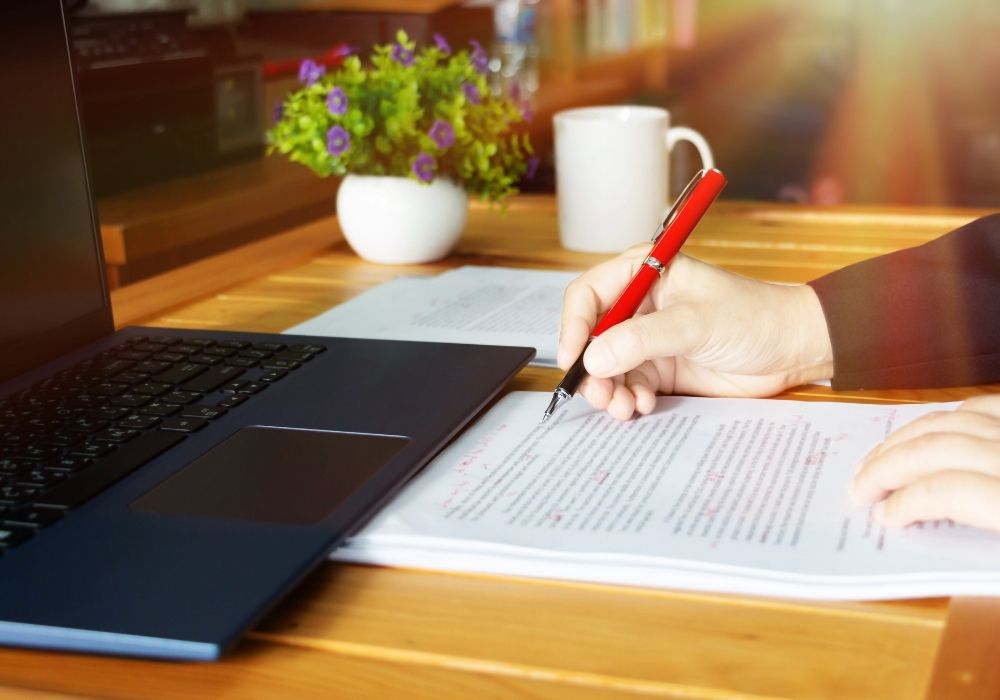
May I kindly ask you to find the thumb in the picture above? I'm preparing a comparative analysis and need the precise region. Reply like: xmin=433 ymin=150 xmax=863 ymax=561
xmin=583 ymin=305 xmax=703 ymax=378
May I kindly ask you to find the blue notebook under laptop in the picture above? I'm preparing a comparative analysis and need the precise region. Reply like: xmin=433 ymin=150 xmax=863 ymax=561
xmin=0 ymin=1 xmax=533 ymax=659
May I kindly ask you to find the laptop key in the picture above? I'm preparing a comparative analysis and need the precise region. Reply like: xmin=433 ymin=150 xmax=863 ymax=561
xmin=159 ymin=417 xmax=208 ymax=433
xmin=46 ymin=455 xmax=93 ymax=472
xmin=92 ymin=428 xmax=140 ymax=444
xmin=273 ymin=351 xmax=312 ymax=363
xmin=15 ymin=471 xmax=65 ymax=490
xmin=35 ymin=430 xmax=186 ymax=510
xmin=138 ymin=402 xmax=181 ymax=417
xmin=3 ymin=507 xmax=63 ymax=529
xmin=112 ymin=372 xmax=150 ymax=385
xmin=0 ymin=485 xmax=40 ymax=505
xmin=73 ymin=417 xmax=110 ymax=431
xmin=237 ymin=382 xmax=268 ymax=395
xmin=90 ymin=382 xmax=128 ymax=397
xmin=133 ymin=361 xmax=172 ymax=375
xmin=87 ymin=406 xmax=130 ymax=421
xmin=69 ymin=442 xmax=116 ymax=459
xmin=118 ymin=414 xmax=161 ymax=430
xmin=181 ymin=365 xmax=244 ymax=393
xmin=288 ymin=343 xmax=326 ymax=355
xmin=132 ymin=343 xmax=167 ymax=354
xmin=261 ymin=359 xmax=300 ymax=371
xmin=110 ymin=393 xmax=152 ymax=408
xmin=180 ymin=405 xmax=227 ymax=420
xmin=160 ymin=391 xmax=201 ymax=405
xmin=224 ymin=357 xmax=258 ymax=368
xmin=153 ymin=362 xmax=208 ymax=385
xmin=0 ymin=526 xmax=31 ymax=549
xmin=132 ymin=382 xmax=171 ymax=396
xmin=152 ymin=352 xmax=186 ymax=363
xmin=37 ymin=431 xmax=85 ymax=447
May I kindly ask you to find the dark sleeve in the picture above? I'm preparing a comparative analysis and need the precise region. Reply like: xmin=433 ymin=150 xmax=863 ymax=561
xmin=807 ymin=213 xmax=1000 ymax=390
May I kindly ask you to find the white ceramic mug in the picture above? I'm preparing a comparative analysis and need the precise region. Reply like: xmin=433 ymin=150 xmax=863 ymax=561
xmin=553 ymin=105 xmax=714 ymax=253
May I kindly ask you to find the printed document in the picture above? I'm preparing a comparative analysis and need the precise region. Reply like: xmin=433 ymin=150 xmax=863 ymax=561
xmin=285 ymin=266 xmax=579 ymax=366
xmin=333 ymin=392 xmax=1000 ymax=600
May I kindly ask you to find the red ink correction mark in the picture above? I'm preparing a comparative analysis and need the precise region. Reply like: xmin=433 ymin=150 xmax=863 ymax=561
xmin=592 ymin=469 xmax=610 ymax=484
xmin=706 ymin=470 xmax=724 ymax=482
xmin=437 ymin=480 xmax=471 ymax=509
xmin=547 ymin=507 xmax=565 ymax=522
xmin=804 ymin=453 xmax=821 ymax=466
xmin=455 ymin=426 xmax=504 ymax=472
xmin=702 ymin=507 xmax=718 ymax=519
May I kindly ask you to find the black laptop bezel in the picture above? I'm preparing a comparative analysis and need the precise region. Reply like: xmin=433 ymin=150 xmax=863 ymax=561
xmin=0 ymin=1 xmax=114 ymax=386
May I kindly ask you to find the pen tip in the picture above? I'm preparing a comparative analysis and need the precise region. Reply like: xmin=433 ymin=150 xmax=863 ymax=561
xmin=541 ymin=392 xmax=564 ymax=424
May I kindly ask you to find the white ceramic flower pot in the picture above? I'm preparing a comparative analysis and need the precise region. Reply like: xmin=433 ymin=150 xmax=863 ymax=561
xmin=336 ymin=174 xmax=469 ymax=264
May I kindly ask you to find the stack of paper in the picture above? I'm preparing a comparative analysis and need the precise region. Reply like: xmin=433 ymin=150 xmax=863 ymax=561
xmin=286 ymin=266 xmax=579 ymax=367
xmin=334 ymin=392 xmax=1000 ymax=600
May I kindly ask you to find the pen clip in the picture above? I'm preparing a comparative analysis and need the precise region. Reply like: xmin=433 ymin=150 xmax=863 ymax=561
xmin=652 ymin=169 xmax=706 ymax=243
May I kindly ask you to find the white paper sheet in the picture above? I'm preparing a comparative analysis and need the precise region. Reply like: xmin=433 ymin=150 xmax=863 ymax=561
xmin=333 ymin=392 xmax=1000 ymax=600
xmin=285 ymin=266 xmax=580 ymax=367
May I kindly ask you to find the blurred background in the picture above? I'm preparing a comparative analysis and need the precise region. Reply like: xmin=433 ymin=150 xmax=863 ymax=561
xmin=63 ymin=0 xmax=1000 ymax=285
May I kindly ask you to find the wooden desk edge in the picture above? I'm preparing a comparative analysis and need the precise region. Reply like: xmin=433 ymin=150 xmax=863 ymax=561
xmin=925 ymin=597 xmax=1000 ymax=698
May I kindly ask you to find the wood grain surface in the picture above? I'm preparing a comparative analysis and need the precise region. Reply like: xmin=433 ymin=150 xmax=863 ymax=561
xmin=18 ymin=196 xmax=1000 ymax=699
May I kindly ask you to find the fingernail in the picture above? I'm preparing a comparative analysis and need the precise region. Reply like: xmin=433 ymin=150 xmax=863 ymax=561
xmin=586 ymin=341 xmax=615 ymax=376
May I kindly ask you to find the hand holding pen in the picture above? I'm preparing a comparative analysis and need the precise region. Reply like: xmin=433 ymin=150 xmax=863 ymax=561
xmin=543 ymin=169 xmax=728 ymax=422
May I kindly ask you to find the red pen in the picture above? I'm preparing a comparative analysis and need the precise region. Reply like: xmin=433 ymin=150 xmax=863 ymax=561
xmin=542 ymin=168 xmax=727 ymax=421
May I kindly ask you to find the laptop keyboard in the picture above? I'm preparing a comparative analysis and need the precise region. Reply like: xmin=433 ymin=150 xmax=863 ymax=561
xmin=0 ymin=334 xmax=325 ymax=554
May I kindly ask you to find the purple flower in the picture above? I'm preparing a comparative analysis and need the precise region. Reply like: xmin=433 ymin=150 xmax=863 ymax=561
xmin=392 ymin=42 xmax=415 ymax=67
xmin=469 ymin=39 xmax=489 ymax=75
xmin=326 ymin=86 xmax=348 ymax=115
xmin=412 ymin=153 xmax=436 ymax=182
xmin=272 ymin=99 xmax=284 ymax=124
xmin=525 ymin=155 xmax=540 ymax=180
xmin=461 ymin=82 xmax=481 ymax=104
xmin=428 ymin=120 xmax=455 ymax=149
xmin=326 ymin=125 xmax=351 ymax=157
xmin=433 ymin=33 xmax=451 ymax=55
xmin=298 ymin=58 xmax=325 ymax=86
xmin=520 ymin=104 xmax=534 ymax=123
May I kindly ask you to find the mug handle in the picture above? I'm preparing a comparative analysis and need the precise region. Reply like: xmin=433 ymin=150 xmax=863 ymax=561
xmin=666 ymin=126 xmax=714 ymax=170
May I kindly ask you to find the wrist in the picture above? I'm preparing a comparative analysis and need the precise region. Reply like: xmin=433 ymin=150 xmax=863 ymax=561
xmin=783 ymin=284 xmax=834 ymax=386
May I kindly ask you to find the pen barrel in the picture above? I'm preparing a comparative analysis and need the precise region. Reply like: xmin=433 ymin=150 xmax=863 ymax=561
xmin=593 ymin=265 xmax=660 ymax=336
xmin=556 ymin=347 xmax=590 ymax=396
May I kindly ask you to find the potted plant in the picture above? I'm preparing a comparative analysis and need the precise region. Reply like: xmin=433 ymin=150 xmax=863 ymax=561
xmin=268 ymin=31 xmax=537 ymax=264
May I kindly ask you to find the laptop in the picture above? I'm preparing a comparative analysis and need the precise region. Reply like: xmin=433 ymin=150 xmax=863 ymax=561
xmin=0 ymin=0 xmax=533 ymax=660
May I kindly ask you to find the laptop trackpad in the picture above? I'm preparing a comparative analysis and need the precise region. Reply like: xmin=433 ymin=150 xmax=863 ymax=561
xmin=131 ymin=427 xmax=410 ymax=525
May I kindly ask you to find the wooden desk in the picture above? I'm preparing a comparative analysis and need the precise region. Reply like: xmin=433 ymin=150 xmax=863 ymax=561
xmin=3 ymin=198 xmax=998 ymax=699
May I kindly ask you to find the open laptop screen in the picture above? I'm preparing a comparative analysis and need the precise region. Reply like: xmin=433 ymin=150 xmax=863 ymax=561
xmin=0 ymin=0 xmax=113 ymax=384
